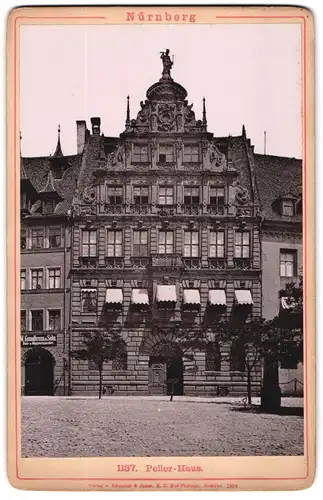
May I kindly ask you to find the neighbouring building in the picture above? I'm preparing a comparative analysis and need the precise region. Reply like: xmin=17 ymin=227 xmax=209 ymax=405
xmin=255 ymin=154 xmax=303 ymax=395
xmin=20 ymin=50 xmax=302 ymax=397
xmin=20 ymin=128 xmax=81 ymax=395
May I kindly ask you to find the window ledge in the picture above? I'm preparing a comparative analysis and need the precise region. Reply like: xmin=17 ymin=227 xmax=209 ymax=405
xmin=21 ymin=247 xmax=65 ymax=253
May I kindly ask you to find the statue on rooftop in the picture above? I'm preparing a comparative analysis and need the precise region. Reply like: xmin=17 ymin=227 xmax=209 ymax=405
xmin=160 ymin=49 xmax=173 ymax=80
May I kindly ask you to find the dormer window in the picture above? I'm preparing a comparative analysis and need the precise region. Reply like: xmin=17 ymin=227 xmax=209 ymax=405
xmin=43 ymin=200 xmax=57 ymax=215
xmin=52 ymin=166 xmax=64 ymax=180
xmin=282 ymin=199 xmax=295 ymax=216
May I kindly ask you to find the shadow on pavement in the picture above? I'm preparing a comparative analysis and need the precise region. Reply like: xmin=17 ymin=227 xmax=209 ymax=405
xmin=230 ymin=405 xmax=304 ymax=417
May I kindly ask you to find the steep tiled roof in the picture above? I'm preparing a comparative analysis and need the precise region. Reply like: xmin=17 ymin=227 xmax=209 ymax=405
xmin=77 ymin=135 xmax=118 ymax=191
xmin=254 ymin=153 xmax=302 ymax=222
xmin=21 ymin=154 xmax=82 ymax=215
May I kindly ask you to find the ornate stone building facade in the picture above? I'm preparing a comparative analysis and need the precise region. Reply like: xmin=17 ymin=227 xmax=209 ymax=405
xmin=69 ymin=52 xmax=262 ymax=396
xmin=20 ymin=51 xmax=301 ymax=397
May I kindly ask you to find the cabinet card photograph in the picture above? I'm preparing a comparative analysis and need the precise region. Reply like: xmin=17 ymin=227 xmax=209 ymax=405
xmin=7 ymin=5 xmax=315 ymax=492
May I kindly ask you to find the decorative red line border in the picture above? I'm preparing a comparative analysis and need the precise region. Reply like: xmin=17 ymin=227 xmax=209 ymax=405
xmin=13 ymin=14 xmax=309 ymax=483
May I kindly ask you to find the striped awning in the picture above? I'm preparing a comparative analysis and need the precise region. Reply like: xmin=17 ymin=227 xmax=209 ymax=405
xmin=156 ymin=285 xmax=177 ymax=302
xmin=235 ymin=290 xmax=253 ymax=305
xmin=183 ymin=289 xmax=201 ymax=305
xmin=105 ymin=288 xmax=123 ymax=304
xmin=131 ymin=289 xmax=149 ymax=305
xmin=208 ymin=289 xmax=227 ymax=306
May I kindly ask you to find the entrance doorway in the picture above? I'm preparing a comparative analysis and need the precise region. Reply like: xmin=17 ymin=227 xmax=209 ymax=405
xmin=25 ymin=348 xmax=55 ymax=395
xmin=148 ymin=355 xmax=184 ymax=396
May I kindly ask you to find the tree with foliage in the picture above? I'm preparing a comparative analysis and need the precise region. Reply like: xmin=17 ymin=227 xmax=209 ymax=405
xmin=260 ymin=277 xmax=303 ymax=411
xmin=277 ymin=277 xmax=303 ymax=362
xmin=216 ymin=318 xmax=279 ymax=405
xmin=71 ymin=331 xmax=126 ymax=399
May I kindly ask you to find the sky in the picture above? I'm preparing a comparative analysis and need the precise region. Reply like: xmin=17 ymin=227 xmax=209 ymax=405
xmin=20 ymin=23 xmax=302 ymax=158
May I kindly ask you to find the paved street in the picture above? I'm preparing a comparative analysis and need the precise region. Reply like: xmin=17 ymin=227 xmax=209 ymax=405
xmin=21 ymin=396 xmax=304 ymax=457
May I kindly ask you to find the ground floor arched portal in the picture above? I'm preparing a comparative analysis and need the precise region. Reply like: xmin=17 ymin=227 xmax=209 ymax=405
xmin=148 ymin=356 xmax=184 ymax=396
xmin=24 ymin=348 xmax=55 ymax=396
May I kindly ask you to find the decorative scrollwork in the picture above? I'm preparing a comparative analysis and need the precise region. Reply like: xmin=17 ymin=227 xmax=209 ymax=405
xmin=235 ymin=180 xmax=250 ymax=205
xmin=82 ymin=186 xmax=96 ymax=205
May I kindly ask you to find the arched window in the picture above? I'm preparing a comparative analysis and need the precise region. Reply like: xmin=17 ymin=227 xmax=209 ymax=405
xmin=205 ymin=342 xmax=221 ymax=371
xmin=112 ymin=341 xmax=127 ymax=371
xmin=230 ymin=339 xmax=245 ymax=372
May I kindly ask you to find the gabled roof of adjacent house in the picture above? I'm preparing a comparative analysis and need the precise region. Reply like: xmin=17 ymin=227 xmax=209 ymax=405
xmin=254 ymin=153 xmax=302 ymax=222
xmin=22 ymin=154 xmax=82 ymax=215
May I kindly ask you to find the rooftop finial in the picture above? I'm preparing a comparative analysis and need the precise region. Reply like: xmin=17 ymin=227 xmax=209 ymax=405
xmin=160 ymin=49 xmax=173 ymax=81
xmin=126 ymin=95 xmax=130 ymax=125
xmin=242 ymin=124 xmax=246 ymax=138
xmin=202 ymin=97 xmax=207 ymax=127
xmin=53 ymin=124 xmax=64 ymax=158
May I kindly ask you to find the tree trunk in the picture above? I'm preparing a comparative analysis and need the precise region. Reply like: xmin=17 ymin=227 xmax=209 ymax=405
xmin=169 ymin=380 xmax=177 ymax=401
xmin=99 ymin=367 xmax=103 ymax=400
xmin=247 ymin=367 xmax=252 ymax=405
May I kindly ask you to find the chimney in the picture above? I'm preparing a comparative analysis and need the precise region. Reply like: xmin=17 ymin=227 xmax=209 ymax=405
xmin=91 ymin=117 xmax=101 ymax=135
xmin=76 ymin=120 xmax=86 ymax=154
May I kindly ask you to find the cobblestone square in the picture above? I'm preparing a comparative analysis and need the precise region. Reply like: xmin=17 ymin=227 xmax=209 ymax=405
xmin=21 ymin=396 xmax=304 ymax=457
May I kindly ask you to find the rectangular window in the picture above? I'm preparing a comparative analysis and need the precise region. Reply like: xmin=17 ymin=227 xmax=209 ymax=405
xmin=48 ymin=310 xmax=61 ymax=331
xmin=184 ymin=187 xmax=200 ymax=205
xmin=82 ymin=230 xmax=97 ymax=257
xmin=31 ymin=310 xmax=43 ymax=331
xmin=282 ymin=200 xmax=295 ymax=216
xmin=158 ymin=186 xmax=174 ymax=205
xmin=280 ymin=250 xmax=297 ymax=277
xmin=48 ymin=268 xmax=61 ymax=289
xmin=31 ymin=228 xmax=44 ymax=249
xmin=81 ymin=289 xmax=97 ymax=313
xmin=106 ymin=185 xmax=123 ymax=205
xmin=183 ymin=145 xmax=199 ymax=162
xmin=48 ymin=227 xmax=61 ymax=248
xmin=133 ymin=186 xmax=148 ymax=205
xmin=133 ymin=230 xmax=148 ymax=256
xmin=133 ymin=145 xmax=149 ymax=162
xmin=210 ymin=187 xmax=225 ymax=206
xmin=21 ymin=310 xmax=26 ymax=331
xmin=21 ymin=229 xmax=27 ymax=250
xmin=31 ymin=269 xmax=43 ymax=289
xmin=158 ymin=231 xmax=174 ymax=254
xmin=235 ymin=231 xmax=250 ymax=258
xmin=43 ymin=200 xmax=56 ymax=215
xmin=21 ymin=269 xmax=26 ymax=290
xmin=184 ymin=231 xmax=199 ymax=257
xmin=209 ymin=231 xmax=225 ymax=258
xmin=107 ymin=230 xmax=123 ymax=257
xmin=159 ymin=144 xmax=174 ymax=163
